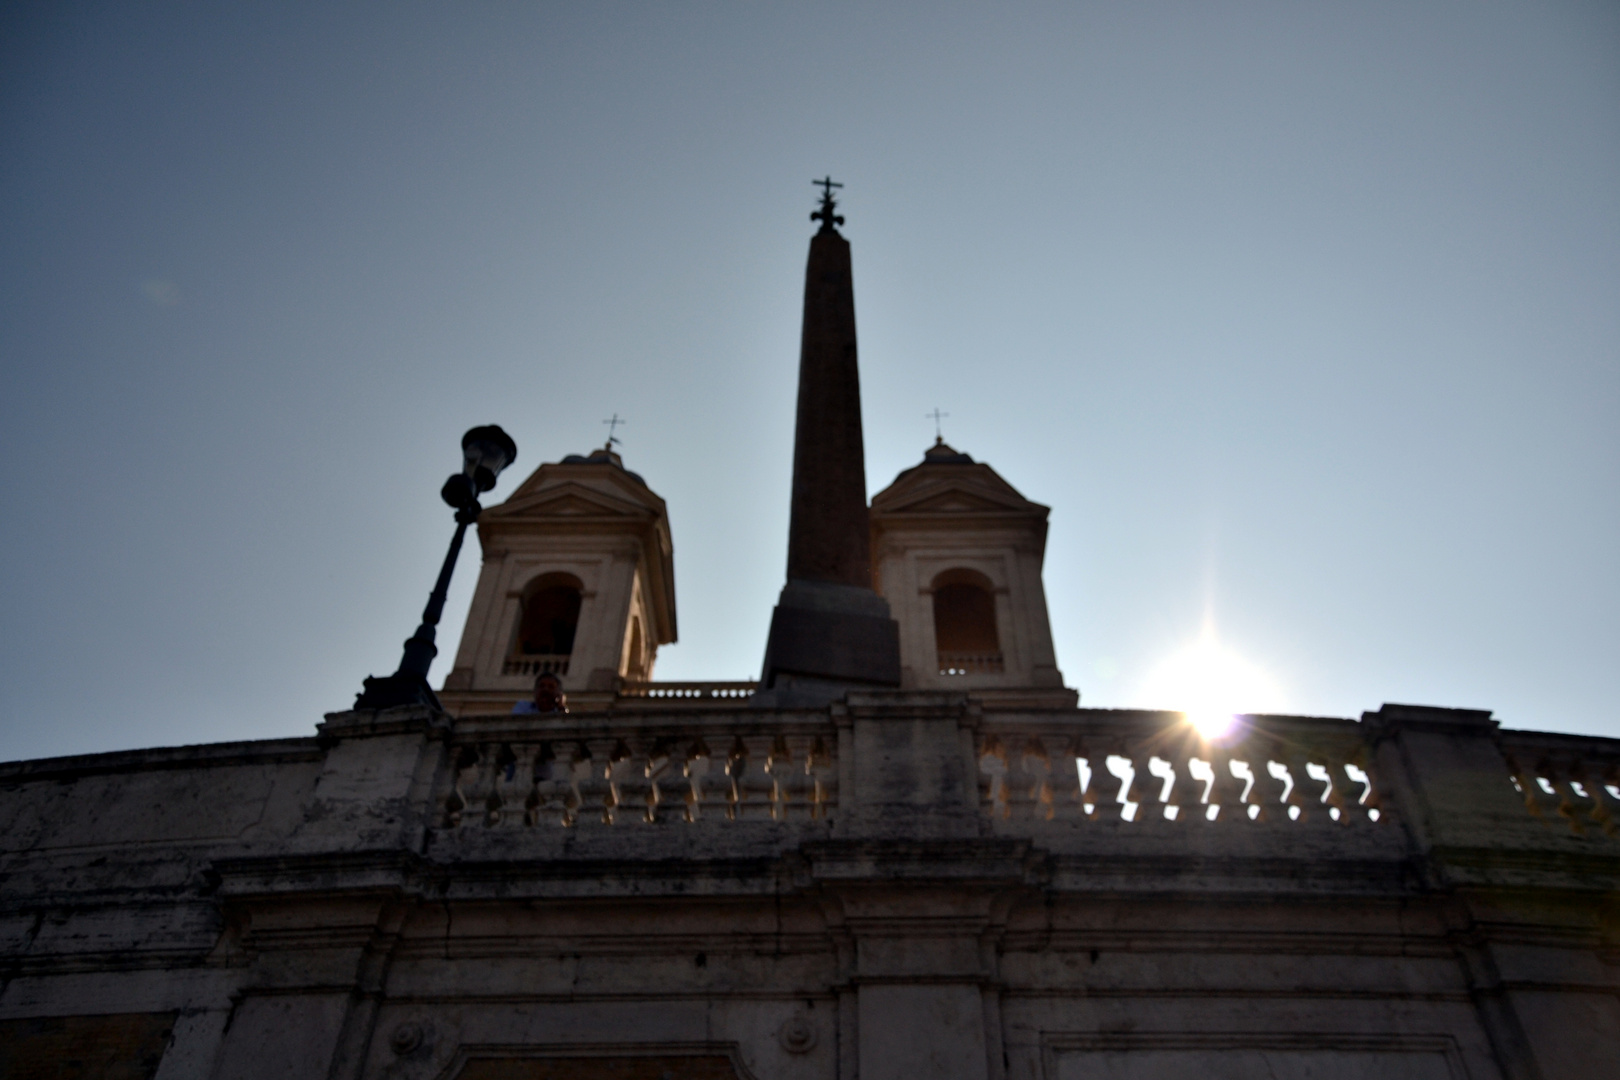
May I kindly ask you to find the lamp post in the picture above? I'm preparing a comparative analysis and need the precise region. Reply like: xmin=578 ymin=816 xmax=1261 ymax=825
xmin=354 ymin=425 xmax=518 ymax=711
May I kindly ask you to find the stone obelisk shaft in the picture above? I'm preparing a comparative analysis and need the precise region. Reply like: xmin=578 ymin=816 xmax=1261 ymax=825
xmin=757 ymin=205 xmax=901 ymax=702
xmin=786 ymin=228 xmax=872 ymax=587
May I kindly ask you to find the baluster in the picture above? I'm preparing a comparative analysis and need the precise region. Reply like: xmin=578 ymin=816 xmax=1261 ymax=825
xmin=1322 ymin=754 xmax=1352 ymax=823
xmin=1046 ymin=737 xmax=1081 ymax=819
xmin=1346 ymin=759 xmax=1382 ymax=822
xmin=1315 ymin=753 xmax=1346 ymax=823
xmin=767 ymin=734 xmax=794 ymax=821
xmin=1284 ymin=750 xmax=1323 ymax=822
xmin=443 ymin=744 xmax=481 ymax=827
xmin=524 ymin=742 xmax=554 ymax=826
xmin=725 ymin=736 xmax=750 ymax=821
xmin=1504 ymin=752 xmax=1560 ymax=820
xmin=979 ymin=736 xmax=1010 ymax=818
xmin=1236 ymin=752 xmax=1263 ymax=818
xmin=1584 ymin=762 xmax=1620 ymax=837
xmin=1093 ymin=745 xmax=1131 ymax=821
xmin=1020 ymin=738 xmax=1055 ymax=821
xmin=1001 ymin=739 xmax=1034 ymax=818
xmin=485 ymin=743 xmax=516 ymax=826
xmin=1325 ymin=755 xmax=1366 ymax=824
xmin=742 ymin=736 xmax=776 ymax=820
xmin=580 ymin=738 xmax=617 ymax=827
xmin=1503 ymin=752 xmax=1540 ymax=817
xmin=1206 ymin=750 xmax=1246 ymax=823
xmin=467 ymin=744 xmax=499 ymax=826
xmin=1164 ymin=745 xmax=1204 ymax=823
xmin=645 ymin=738 xmax=674 ymax=824
xmin=1547 ymin=757 xmax=1594 ymax=836
xmin=807 ymin=735 xmax=834 ymax=820
xmin=1070 ymin=741 xmax=1104 ymax=820
xmin=751 ymin=736 xmax=780 ymax=818
xmin=1139 ymin=756 xmax=1176 ymax=826
xmin=788 ymin=735 xmax=814 ymax=821
xmin=1246 ymin=743 xmax=1289 ymax=822
xmin=506 ymin=743 xmax=534 ymax=826
xmin=1528 ymin=759 xmax=1563 ymax=822
xmin=603 ymin=738 xmax=635 ymax=825
xmin=560 ymin=741 xmax=592 ymax=827
xmin=1119 ymin=747 xmax=1154 ymax=822
xmin=684 ymin=738 xmax=711 ymax=822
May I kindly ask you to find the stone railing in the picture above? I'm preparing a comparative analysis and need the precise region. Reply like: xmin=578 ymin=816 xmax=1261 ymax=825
xmin=618 ymin=681 xmax=758 ymax=700
xmin=939 ymin=651 xmax=1004 ymax=675
xmin=1500 ymin=730 xmax=1620 ymax=837
xmin=429 ymin=702 xmax=1620 ymax=841
xmin=976 ymin=711 xmax=1381 ymax=827
xmin=502 ymin=654 xmax=570 ymax=677
xmin=439 ymin=718 xmax=835 ymax=829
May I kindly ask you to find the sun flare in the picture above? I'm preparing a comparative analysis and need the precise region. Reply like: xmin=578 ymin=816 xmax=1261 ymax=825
xmin=1138 ymin=624 xmax=1285 ymax=741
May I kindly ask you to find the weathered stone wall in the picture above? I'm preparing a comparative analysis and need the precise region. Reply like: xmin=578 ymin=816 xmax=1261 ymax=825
xmin=1 ymin=697 xmax=1615 ymax=1079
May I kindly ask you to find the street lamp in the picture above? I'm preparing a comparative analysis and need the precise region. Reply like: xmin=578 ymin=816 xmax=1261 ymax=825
xmin=354 ymin=425 xmax=518 ymax=711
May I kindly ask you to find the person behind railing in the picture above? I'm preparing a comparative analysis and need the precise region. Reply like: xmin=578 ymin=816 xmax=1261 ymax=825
xmin=512 ymin=671 xmax=568 ymax=714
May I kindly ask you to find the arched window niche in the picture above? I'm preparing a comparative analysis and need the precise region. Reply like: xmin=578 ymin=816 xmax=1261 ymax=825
xmin=506 ymin=572 xmax=583 ymax=678
xmin=931 ymin=568 xmax=1005 ymax=676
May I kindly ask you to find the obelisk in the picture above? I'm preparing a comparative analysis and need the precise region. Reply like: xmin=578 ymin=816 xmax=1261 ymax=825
xmin=756 ymin=179 xmax=901 ymax=704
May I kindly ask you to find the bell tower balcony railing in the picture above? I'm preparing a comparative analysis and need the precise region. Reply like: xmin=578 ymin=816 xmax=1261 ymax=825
xmin=939 ymin=650 xmax=1005 ymax=675
xmin=503 ymin=654 xmax=571 ymax=678
xmin=619 ymin=681 xmax=758 ymax=700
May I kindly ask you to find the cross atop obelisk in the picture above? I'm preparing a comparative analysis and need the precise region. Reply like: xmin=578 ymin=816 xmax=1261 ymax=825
xmin=811 ymin=176 xmax=845 ymax=234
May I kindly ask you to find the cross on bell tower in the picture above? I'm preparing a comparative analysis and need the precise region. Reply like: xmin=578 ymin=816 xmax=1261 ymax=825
xmin=602 ymin=413 xmax=625 ymax=450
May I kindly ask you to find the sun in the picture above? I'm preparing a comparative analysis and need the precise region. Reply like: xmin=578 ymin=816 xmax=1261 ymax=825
xmin=1137 ymin=623 xmax=1285 ymax=741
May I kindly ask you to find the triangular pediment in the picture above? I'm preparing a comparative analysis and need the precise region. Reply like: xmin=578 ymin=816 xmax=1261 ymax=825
xmin=487 ymin=481 xmax=653 ymax=521
xmin=899 ymin=489 xmax=1019 ymax=514
xmin=872 ymin=460 xmax=1046 ymax=519
xmin=484 ymin=457 xmax=668 ymax=524
xmin=530 ymin=493 xmax=612 ymax=516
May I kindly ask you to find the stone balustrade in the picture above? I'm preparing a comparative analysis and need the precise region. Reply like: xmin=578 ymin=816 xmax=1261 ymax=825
xmin=431 ymin=704 xmax=1620 ymax=847
xmin=976 ymin=711 xmax=1381 ymax=827
xmin=1500 ymin=729 xmax=1620 ymax=837
xmin=439 ymin=718 xmax=835 ymax=829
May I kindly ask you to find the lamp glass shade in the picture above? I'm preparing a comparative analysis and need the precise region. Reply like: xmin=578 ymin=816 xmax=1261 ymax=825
xmin=460 ymin=425 xmax=518 ymax=493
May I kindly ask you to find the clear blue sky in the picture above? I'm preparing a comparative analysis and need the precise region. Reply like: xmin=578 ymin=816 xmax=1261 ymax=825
xmin=2 ymin=2 xmax=1616 ymax=760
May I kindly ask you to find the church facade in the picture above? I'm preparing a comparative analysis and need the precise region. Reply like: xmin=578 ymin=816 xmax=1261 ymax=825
xmin=1 ymin=191 xmax=1617 ymax=1080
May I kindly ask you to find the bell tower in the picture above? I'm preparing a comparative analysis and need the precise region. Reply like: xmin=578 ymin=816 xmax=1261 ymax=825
xmin=437 ymin=445 xmax=676 ymax=715
xmin=869 ymin=439 xmax=1075 ymax=708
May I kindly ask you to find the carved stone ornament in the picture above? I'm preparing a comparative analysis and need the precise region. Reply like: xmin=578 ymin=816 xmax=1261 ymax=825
xmin=389 ymin=1020 xmax=428 ymax=1056
xmin=778 ymin=1014 xmax=818 ymax=1054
